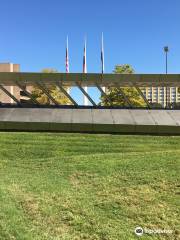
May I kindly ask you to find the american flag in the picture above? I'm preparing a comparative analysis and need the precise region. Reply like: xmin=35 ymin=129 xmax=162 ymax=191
xmin=101 ymin=33 xmax=104 ymax=74
xmin=66 ymin=36 xmax=69 ymax=73
xmin=83 ymin=38 xmax=87 ymax=73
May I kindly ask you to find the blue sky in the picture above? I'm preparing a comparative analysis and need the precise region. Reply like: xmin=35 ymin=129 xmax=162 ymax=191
xmin=1 ymin=0 xmax=180 ymax=74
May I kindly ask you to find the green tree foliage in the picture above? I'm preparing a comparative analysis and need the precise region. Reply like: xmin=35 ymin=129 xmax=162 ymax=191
xmin=31 ymin=68 xmax=71 ymax=105
xmin=100 ymin=64 xmax=145 ymax=107
xmin=113 ymin=64 xmax=135 ymax=74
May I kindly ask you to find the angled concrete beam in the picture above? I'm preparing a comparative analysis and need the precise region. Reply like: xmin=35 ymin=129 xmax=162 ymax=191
xmin=16 ymin=81 xmax=40 ymax=105
xmin=97 ymin=84 xmax=133 ymax=108
xmin=56 ymin=82 xmax=78 ymax=106
xmin=135 ymin=85 xmax=152 ymax=109
xmin=36 ymin=82 xmax=60 ymax=106
xmin=96 ymin=84 xmax=106 ymax=96
xmin=117 ymin=87 xmax=133 ymax=108
xmin=96 ymin=84 xmax=113 ymax=106
xmin=76 ymin=83 xmax=97 ymax=106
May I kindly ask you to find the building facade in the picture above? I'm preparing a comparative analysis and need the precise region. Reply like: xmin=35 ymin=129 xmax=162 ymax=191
xmin=0 ymin=63 xmax=20 ymax=104
xmin=140 ymin=87 xmax=180 ymax=107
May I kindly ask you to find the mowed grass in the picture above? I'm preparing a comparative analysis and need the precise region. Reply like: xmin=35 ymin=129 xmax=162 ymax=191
xmin=0 ymin=133 xmax=179 ymax=240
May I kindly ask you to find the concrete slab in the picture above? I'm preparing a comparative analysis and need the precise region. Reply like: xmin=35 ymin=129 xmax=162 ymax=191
xmin=92 ymin=109 xmax=113 ymax=124
xmin=49 ymin=122 xmax=71 ymax=132
xmin=50 ymin=109 xmax=72 ymax=123
xmin=130 ymin=109 xmax=157 ymax=133
xmin=149 ymin=110 xmax=176 ymax=126
xmin=110 ymin=109 xmax=135 ymax=133
xmin=135 ymin=125 xmax=158 ymax=134
xmin=28 ymin=109 xmax=55 ymax=123
xmin=167 ymin=110 xmax=180 ymax=126
xmin=0 ymin=108 xmax=14 ymax=121
xmin=130 ymin=109 xmax=156 ymax=125
xmin=71 ymin=123 xmax=93 ymax=132
xmin=2 ymin=121 xmax=50 ymax=131
xmin=157 ymin=125 xmax=180 ymax=135
xmin=0 ymin=122 xmax=5 ymax=129
xmin=72 ymin=109 xmax=93 ymax=132
xmin=0 ymin=108 xmax=180 ymax=134
xmin=110 ymin=124 xmax=136 ymax=133
xmin=111 ymin=109 xmax=135 ymax=124
xmin=5 ymin=108 xmax=32 ymax=122
xmin=92 ymin=124 xmax=113 ymax=133
xmin=92 ymin=109 xmax=114 ymax=132
xmin=72 ymin=109 xmax=92 ymax=123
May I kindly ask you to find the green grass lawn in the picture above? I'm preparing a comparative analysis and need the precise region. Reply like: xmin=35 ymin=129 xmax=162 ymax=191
xmin=0 ymin=132 xmax=179 ymax=240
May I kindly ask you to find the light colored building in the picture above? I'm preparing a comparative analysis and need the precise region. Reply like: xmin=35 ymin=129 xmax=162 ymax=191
xmin=0 ymin=63 xmax=20 ymax=72
xmin=0 ymin=63 xmax=20 ymax=103
xmin=141 ymin=87 xmax=180 ymax=107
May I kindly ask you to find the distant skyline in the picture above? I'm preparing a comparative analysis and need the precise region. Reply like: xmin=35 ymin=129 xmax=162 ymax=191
xmin=0 ymin=0 xmax=180 ymax=74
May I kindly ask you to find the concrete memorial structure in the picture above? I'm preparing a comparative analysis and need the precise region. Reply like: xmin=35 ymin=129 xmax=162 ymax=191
xmin=0 ymin=108 xmax=180 ymax=134
xmin=0 ymin=72 xmax=180 ymax=134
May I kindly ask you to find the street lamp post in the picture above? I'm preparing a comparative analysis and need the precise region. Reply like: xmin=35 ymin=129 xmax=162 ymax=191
xmin=164 ymin=46 xmax=169 ymax=107
xmin=164 ymin=46 xmax=169 ymax=74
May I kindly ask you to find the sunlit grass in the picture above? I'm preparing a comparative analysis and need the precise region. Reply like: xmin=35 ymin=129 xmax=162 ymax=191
xmin=0 ymin=132 xmax=179 ymax=239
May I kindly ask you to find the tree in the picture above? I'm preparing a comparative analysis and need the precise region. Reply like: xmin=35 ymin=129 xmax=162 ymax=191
xmin=100 ymin=64 xmax=145 ymax=107
xmin=113 ymin=64 xmax=134 ymax=74
xmin=31 ymin=68 xmax=71 ymax=105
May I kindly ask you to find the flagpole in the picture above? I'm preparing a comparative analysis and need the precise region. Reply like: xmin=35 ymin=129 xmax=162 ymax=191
xmin=83 ymin=36 xmax=88 ymax=106
xmin=101 ymin=33 xmax=105 ymax=92
xmin=66 ymin=36 xmax=69 ymax=73
xmin=66 ymin=36 xmax=70 ymax=94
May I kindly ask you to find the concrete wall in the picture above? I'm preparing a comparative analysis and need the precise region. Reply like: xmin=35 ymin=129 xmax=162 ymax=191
xmin=0 ymin=108 xmax=180 ymax=134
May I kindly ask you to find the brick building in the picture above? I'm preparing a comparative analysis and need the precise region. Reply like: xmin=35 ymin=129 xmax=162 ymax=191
xmin=0 ymin=63 xmax=20 ymax=103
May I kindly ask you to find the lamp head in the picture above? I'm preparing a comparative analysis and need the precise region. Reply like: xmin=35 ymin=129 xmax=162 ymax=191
xmin=164 ymin=46 xmax=169 ymax=52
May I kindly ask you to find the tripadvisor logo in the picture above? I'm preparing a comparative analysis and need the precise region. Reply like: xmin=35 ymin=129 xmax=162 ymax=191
xmin=134 ymin=226 xmax=173 ymax=236
xmin=134 ymin=226 xmax=143 ymax=236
